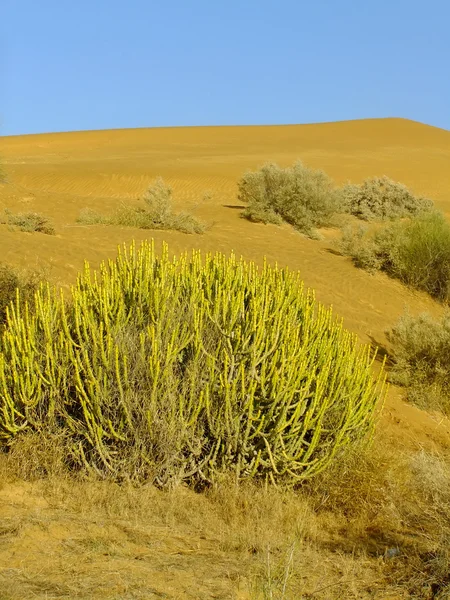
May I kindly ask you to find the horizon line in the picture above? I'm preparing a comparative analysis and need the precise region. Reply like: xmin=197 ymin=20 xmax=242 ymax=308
xmin=2 ymin=116 xmax=449 ymax=139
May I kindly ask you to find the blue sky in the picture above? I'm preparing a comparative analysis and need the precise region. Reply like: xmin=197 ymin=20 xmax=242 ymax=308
xmin=2 ymin=0 xmax=449 ymax=135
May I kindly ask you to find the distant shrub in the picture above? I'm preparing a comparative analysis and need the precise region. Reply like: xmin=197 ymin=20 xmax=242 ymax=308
xmin=338 ymin=224 xmax=383 ymax=272
xmin=2 ymin=210 xmax=56 ymax=235
xmin=238 ymin=161 xmax=341 ymax=236
xmin=387 ymin=312 xmax=450 ymax=414
xmin=339 ymin=212 xmax=450 ymax=302
xmin=77 ymin=178 xmax=207 ymax=234
xmin=113 ymin=205 xmax=206 ymax=234
xmin=340 ymin=176 xmax=433 ymax=221
xmin=142 ymin=177 xmax=173 ymax=223
xmin=76 ymin=208 xmax=108 ymax=226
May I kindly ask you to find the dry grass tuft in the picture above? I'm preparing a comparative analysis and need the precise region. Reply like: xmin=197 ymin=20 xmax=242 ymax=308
xmin=3 ymin=429 xmax=75 ymax=480
xmin=77 ymin=177 xmax=208 ymax=234
xmin=75 ymin=207 xmax=108 ymax=225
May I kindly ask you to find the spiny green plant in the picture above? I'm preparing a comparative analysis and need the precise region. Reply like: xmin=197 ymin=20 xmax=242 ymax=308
xmin=0 ymin=264 xmax=40 ymax=329
xmin=340 ymin=176 xmax=433 ymax=221
xmin=0 ymin=241 xmax=386 ymax=486
xmin=238 ymin=161 xmax=342 ymax=236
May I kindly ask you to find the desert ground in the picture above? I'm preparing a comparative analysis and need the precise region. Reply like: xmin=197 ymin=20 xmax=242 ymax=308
xmin=1 ymin=118 xmax=450 ymax=599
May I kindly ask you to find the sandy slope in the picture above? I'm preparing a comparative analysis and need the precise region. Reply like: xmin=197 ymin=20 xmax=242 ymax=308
xmin=1 ymin=118 xmax=450 ymax=597
xmin=2 ymin=118 xmax=450 ymax=319
xmin=1 ymin=117 xmax=450 ymax=436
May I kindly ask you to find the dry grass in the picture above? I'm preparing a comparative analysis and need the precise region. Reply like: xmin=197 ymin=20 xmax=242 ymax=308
xmin=77 ymin=177 xmax=208 ymax=234
xmin=1 ymin=430 xmax=450 ymax=598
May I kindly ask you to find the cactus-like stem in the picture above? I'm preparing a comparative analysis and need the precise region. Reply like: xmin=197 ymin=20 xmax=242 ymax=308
xmin=0 ymin=240 xmax=386 ymax=485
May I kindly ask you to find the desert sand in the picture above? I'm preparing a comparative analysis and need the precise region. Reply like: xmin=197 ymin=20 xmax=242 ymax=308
xmin=1 ymin=117 xmax=450 ymax=598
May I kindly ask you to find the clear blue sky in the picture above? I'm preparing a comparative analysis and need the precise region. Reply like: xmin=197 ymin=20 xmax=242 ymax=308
xmin=2 ymin=0 xmax=449 ymax=136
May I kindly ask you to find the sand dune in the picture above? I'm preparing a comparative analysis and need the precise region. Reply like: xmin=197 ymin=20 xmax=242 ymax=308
xmin=1 ymin=118 xmax=449 ymax=341
xmin=2 ymin=117 xmax=450 ymax=598
xmin=1 ymin=118 xmax=450 ymax=437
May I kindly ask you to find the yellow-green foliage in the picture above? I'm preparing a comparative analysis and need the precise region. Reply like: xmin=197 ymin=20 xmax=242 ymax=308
xmin=0 ymin=241 xmax=386 ymax=486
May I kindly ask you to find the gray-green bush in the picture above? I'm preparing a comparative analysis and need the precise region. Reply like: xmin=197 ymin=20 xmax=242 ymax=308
xmin=339 ymin=212 xmax=450 ymax=302
xmin=338 ymin=224 xmax=383 ymax=272
xmin=238 ymin=161 xmax=342 ymax=236
xmin=1 ymin=210 xmax=56 ymax=235
xmin=387 ymin=312 xmax=450 ymax=414
xmin=340 ymin=176 xmax=433 ymax=221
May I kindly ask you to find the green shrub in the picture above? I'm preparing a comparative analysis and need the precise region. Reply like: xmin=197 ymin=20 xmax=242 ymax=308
xmin=2 ymin=210 xmax=56 ymax=235
xmin=338 ymin=224 xmax=383 ymax=272
xmin=387 ymin=312 xmax=450 ymax=414
xmin=77 ymin=178 xmax=207 ymax=234
xmin=339 ymin=212 xmax=450 ymax=302
xmin=239 ymin=161 xmax=341 ymax=236
xmin=0 ymin=241 xmax=386 ymax=487
xmin=76 ymin=208 xmax=109 ymax=226
xmin=379 ymin=213 xmax=450 ymax=301
xmin=340 ymin=176 xmax=433 ymax=221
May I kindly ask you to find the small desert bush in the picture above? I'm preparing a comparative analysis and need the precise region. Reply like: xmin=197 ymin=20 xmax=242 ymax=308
xmin=0 ymin=240 xmax=385 ymax=487
xmin=0 ymin=264 xmax=40 ymax=330
xmin=338 ymin=212 xmax=450 ymax=302
xmin=1 ymin=209 xmax=55 ymax=235
xmin=77 ymin=178 xmax=206 ymax=234
xmin=238 ymin=161 xmax=342 ymax=236
xmin=76 ymin=208 xmax=108 ymax=225
xmin=338 ymin=224 xmax=383 ymax=272
xmin=340 ymin=175 xmax=433 ymax=221
xmin=386 ymin=312 xmax=450 ymax=414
